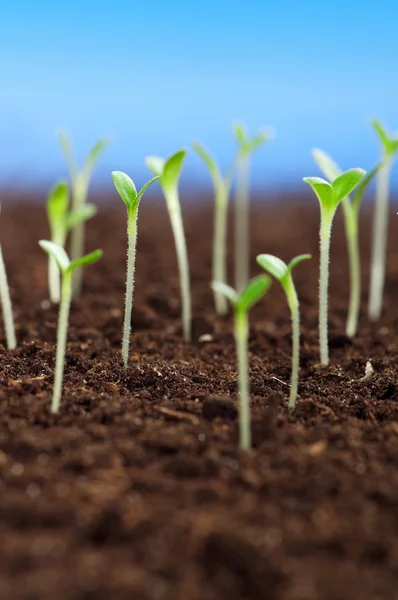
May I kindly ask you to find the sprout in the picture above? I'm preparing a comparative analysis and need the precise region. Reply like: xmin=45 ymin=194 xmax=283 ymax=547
xmin=233 ymin=122 xmax=274 ymax=292
xmin=192 ymin=142 xmax=234 ymax=315
xmin=39 ymin=241 xmax=102 ymax=413
xmin=303 ymin=169 xmax=366 ymax=365
xmin=111 ymin=171 xmax=159 ymax=368
xmin=313 ymin=149 xmax=381 ymax=337
xmin=59 ymin=132 xmax=108 ymax=297
xmin=256 ymin=253 xmax=311 ymax=409
xmin=212 ymin=275 xmax=271 ymax=450
xmin=46 ymin=181 xmax=97 ymax=303
xmin=0 ymin=206 xmax=16 ymax=349
xmin=146 ymin=150 xmax=191 ymax=341
xmin=368 ymin=119 xmax=398 ymax=321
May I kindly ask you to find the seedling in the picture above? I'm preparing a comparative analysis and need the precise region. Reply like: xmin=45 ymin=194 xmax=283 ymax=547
xmin=46 ymin=181 xmax=97 ymax=303
xmin=303 ymin=169 xmax=365 ymax=365
xmin=111 ymin=171 xmax=159 ymax=368
xmin=368 ymin=119 xmax=398 ymax=320
xmin=212 ymin=276 xmax=271 ymax=450
xmin=233 ymin=122 xmax=273 ymax=292
xmin=313 ymin=149 xmax=381 ymax=337
xmin=192 ymin=142 xmax=234 ymax=315
xmin=59 ymin=131 xmax=108 ymax=297
xmin=0 ymin=206 xmax=16 ymax=349
xmin=39 ymin=241 xmax=102 ymax=413
xmin=256 ymin=253 xmax=311 ymax=409
xmin=146 ymin=150 xmax=191 ymax=341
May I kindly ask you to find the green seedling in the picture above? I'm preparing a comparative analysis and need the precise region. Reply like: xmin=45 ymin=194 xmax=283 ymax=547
xmin=368 ymin=119 xmax=398 ymax=321
xmin=212 ymin=276 xmax=271 ymax=450
xmin=233 ymin=122 xmax=273 ymax=292
xmin=146 ymin=150 xmax=191 ymax=341
xmin=313 ymin=149 xmax=381 ymax=337
xmin=46 ymin=181 xmax=97 ymax=303
xmin=39 ymin=241 xmax=102 ymax=413
xmin=303 ymin=169 xmax=366 ymax=365
xmin=256 ymin=253 xmax=311 ymax=409
xmin=192 ymin=142 xmax=235 ymax=315
xmin=0 ymin=206 xmax=16 ymax=349
xmin=59 ymin=131 xmax=108 ymax=297
xmin=111 ymin=171 xmax=159 ymax=368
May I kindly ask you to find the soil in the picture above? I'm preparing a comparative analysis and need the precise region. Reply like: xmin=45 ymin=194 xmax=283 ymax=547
xmin=0 ymin=195 xmax=397 ymax=600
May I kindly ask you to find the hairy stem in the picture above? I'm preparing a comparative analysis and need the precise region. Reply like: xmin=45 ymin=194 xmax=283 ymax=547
xmin=285 ymin=278 xmax=300 ymax=409
xmin=319 ymin=212 xmax=333 ymax=366
xmin=122 ymin=209 xmax=138 ymax=368
xmin=213 ymin=185 xmax=229 ymax=315
xmin=368 ymin=159 xmax=392 ymax=321
xmin=0 ymin=243 xmax=16 ymax=349
xmin=52 ymin=272 xmax=72 ymax=413
xmin=234 ymin=310 xmax=251 ymax=450
xmin=234 ymin=154 xmax=250 ymax=292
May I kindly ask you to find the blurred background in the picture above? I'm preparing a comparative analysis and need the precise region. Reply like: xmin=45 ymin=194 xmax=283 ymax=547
xmin=1 ymin=0 xmax=398 ymax=193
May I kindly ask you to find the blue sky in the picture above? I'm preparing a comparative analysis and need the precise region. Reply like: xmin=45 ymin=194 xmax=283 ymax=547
xmin=1 ymin=0 xmax=398 ymax=190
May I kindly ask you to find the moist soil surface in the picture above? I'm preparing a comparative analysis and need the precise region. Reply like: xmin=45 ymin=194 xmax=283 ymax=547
xmin=0 ymin=197 xmax=398 ymax=600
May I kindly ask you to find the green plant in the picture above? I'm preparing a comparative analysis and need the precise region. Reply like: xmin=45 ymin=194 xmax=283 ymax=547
xmin=256 ymin=253 xmax=311 ymax=409
xmin=39 ymin=241 xmax=102 ymax=413
xmin=0 ymin=206 xmax=16 ymax=349
xmin=303 ymin=169 xmax=365 ymax=365
xmin=59 ymin=132 xmax=108 ymax=297
xmin=212 ymin=275 xmax=271 ymax=450
xmin=313 ymin=149 xmax=381 ymax=337
xmin=192 ymin=142 xmax=234 ymax=315
xmin=46 ymin=181 xmax=97 ymax=303
xmin=146 ymin=150 xmax=191 ymax=341
xmin=368 ymin=119 xmax=398 ymax=320
xmin=233 ymin=122 xmax=273 ymax=292
xmin=111 ymin=171 xmax=159 ymax=368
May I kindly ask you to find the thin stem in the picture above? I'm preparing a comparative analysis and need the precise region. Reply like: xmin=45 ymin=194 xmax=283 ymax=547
xmin=368 ymin=159 xmax=392 ymax=321
xmin=285 ymin=278 xmax=300 ymax=410
xmin=167 ymin=192 xmax=191 ymax=341
xmin=345 ymin=216 xmax=361 ymax=337
xmin=234 ymin=154 xmax=250 ymax=292
xmin=122 ymin=209 xmax=138 ymax=368
xmin=234 ymin=310 xmax=251 ymax=450
xmin=319 ymin=211 xmax=333 ymax=366
xmin=48 ymin=231 xmax=65 ymax=304
xmin=213 ymin=184 xmax=229 ymax=315
xmin=70 ymin=174 xmax=87 ymax=298
xmin=52 ymin=272 xmax=72 ymax=413
xmin=0 ymin=243 xmax=16 ymax=349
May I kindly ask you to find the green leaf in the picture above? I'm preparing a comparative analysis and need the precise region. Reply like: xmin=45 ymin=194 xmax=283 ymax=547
xmin=47 ymin=181 xmax=69 ymax=229
xmin=233 ymin=122 xmax=247 ymax=145
xmin=136 ymin=176 xmax=159 ymax=203
xmin=312 ymin=149 xmax=342 ymax=183
xmin=58 ymin=131 xmax=77 ymax=180
xmin=146 ymin=156 xmax=165 ymax=177
xmin=256 ymin=254 xmax=288 ymax=281
xmin=66 ymin=203 xmax=97 ymax=231
xmin=192 ymin=142 xmax=222 ymax=189
xmin=39 ymin=240 xmax=70 ymax=273
xmin=112 ymin=171 xmax=137 ymax=209
xmin=68 ymin=249 xmax=103 ymax=273
xmin=303 ymin=176 xmax=335 ymax=210
xmin=332 ymin=168 xmax=366 ymax=201
xmin=287 ymin=254 xmax=312 ymax=273
xmin=352 ymin=163 xmax=381 ymax=212
xmin=371 ymin=119 xmax=391 ymax=154
xmin=248 ymin=128 xmax=274 ymax=152
xmin=238 ymin=275 xmax=271 ymax=313
xmin=389 ymin=139 xmax=398 ymax=154
xmin=83 ymin=138 xmax=109 ymax=179
xmin=211 ymin=282 xmax=239 ymax=307
xmin=161 ymin=150 xmax=186 ymax=193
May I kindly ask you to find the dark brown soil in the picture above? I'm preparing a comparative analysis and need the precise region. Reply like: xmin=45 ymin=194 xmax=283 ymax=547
xmin=0 ymin=195 xmax=398 ymax=600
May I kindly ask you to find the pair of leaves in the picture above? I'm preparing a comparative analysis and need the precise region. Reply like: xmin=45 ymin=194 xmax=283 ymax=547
xmin=212 ymin=275 xmax=271 ymax=314
xmin=146 ymin=150 xmax=186 ymax=195
xmin=233 ymin=122 xmax=274 ymax=156
xmin=303 ymin=168 xmax=366 ymax=213
xmin=59 ymin=132 xmax=109 ymax=185
xmin=47 ymin=182 xmax=97 ymax=234
xmin=256 ymin=254 xmax=311 ymax=290
xmin=371 ymin=119 xmax=398 ymax=158
xmin=313 ymin=149 xmax=381 ymax=212
xmin=39 ymin=241 xmax=102 ymax=275
xmin=112 ymin=172 xmax=159 ymax=212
